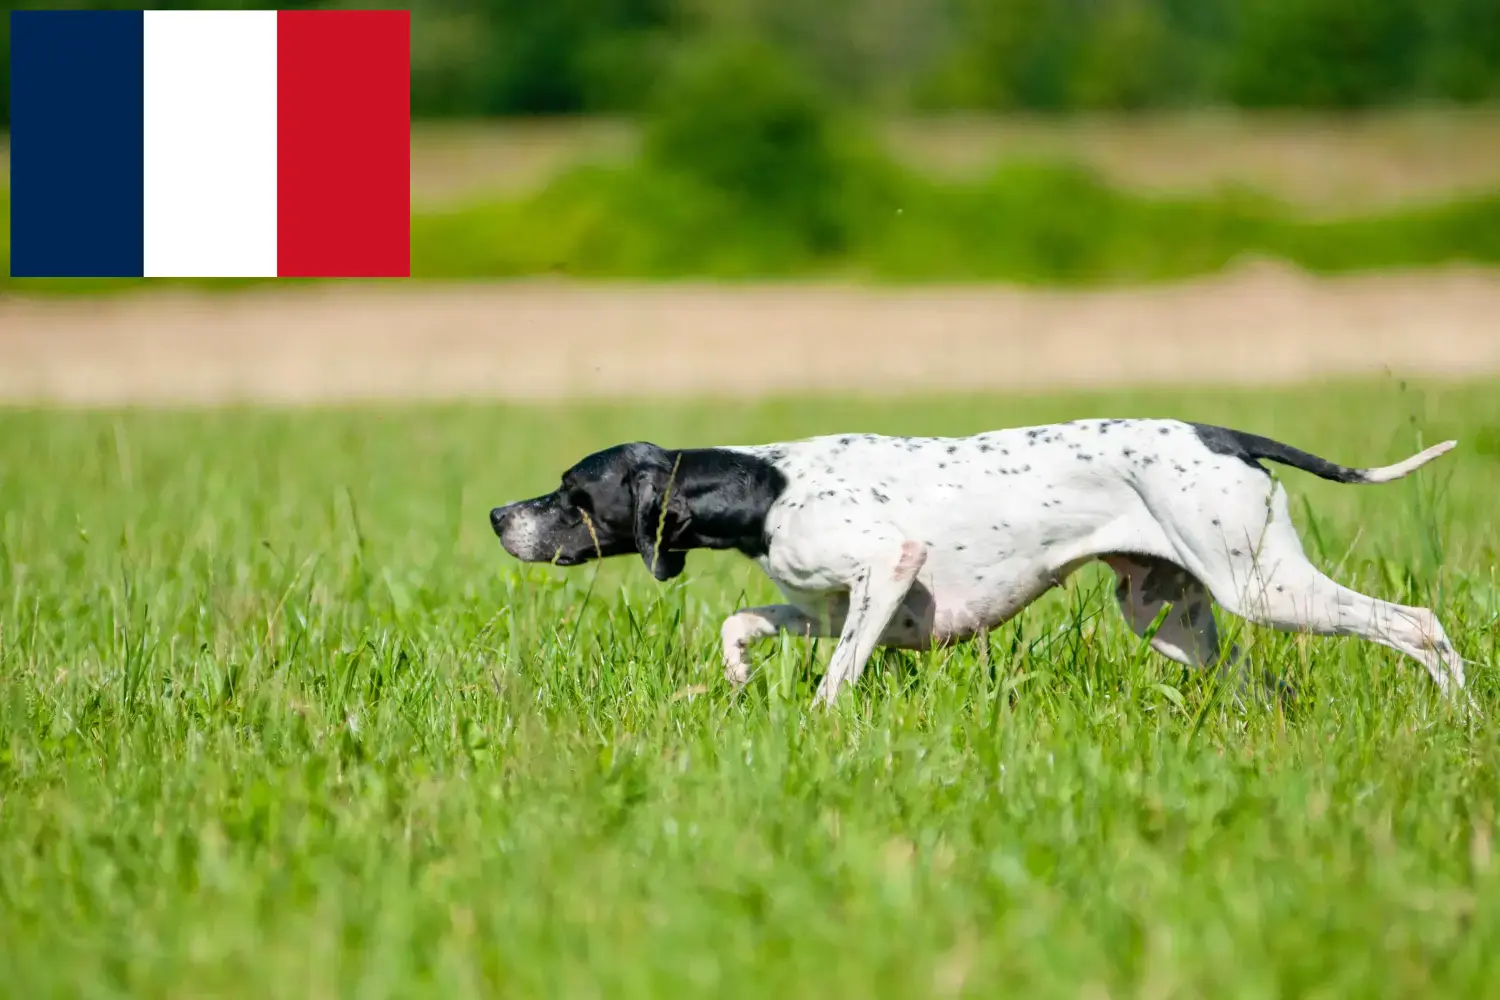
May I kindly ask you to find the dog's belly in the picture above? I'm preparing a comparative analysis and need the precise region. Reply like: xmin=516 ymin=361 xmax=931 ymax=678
xmin=770 ymin=555 xmax=1068 ymax=650
xmin=921 ymin=555 xmax=1067 ymax=644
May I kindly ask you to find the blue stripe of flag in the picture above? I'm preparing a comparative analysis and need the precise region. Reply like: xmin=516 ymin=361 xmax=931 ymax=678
xmin=10 ymin=11 xmax=146 ymax=278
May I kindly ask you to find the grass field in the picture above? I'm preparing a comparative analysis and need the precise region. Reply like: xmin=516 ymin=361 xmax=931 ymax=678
xmin=3 ymin=378 xmax=1499 ymax=997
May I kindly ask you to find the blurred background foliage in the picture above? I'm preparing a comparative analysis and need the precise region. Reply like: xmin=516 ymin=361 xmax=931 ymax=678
xmin=4 ymin=0 xmax=1500 ymax=287
xmin=4 ymin=0 xmax=1500 ymax=126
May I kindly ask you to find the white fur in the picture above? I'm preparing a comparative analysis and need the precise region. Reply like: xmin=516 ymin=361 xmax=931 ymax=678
xmin=716 ymin=418 xmax=1465 ymax=708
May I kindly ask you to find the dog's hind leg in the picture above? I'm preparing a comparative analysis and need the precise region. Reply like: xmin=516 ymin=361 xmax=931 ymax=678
xmin=1174 ymin=480 xmax=1469 ymax=703
xmin=1225 ymin=553 xmax=1466 ymax=700
xmin=1102 ymin=555 xmax=1236 ymax=670
xmin=1101 ymin=554 xmax=1276 ymax=704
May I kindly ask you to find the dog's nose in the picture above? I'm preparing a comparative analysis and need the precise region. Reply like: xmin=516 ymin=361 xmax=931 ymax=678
xmin=489 ymin=505 xmax=510 ymax=535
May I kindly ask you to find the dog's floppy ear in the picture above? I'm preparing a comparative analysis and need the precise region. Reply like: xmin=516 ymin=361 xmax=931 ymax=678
xmin=632 ymin=457 xmax=691 ymax=581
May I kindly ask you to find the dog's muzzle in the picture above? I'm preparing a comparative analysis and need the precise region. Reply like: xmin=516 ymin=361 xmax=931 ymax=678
xmin=489 ymin=502 xmax=537 ymax=560
xmin=489 ymin=504 xmax=512 ymax=536
xmin=490 ymin=499 xmax=565 ymax=563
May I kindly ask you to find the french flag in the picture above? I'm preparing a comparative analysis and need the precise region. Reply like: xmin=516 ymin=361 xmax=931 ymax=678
xmin=10 ymin=9 xmax=410 ymax=279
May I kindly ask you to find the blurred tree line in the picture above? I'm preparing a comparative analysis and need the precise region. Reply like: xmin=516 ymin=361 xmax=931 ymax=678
xmin=3 ymin=0 xmax=1499 ymax=127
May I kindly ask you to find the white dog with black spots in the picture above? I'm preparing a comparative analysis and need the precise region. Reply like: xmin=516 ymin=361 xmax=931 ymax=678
xmin=491 ymin=418 xmax=1465 ymax=709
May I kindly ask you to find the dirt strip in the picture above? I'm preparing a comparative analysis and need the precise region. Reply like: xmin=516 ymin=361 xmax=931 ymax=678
xmin=2 ymin=263 xmax=1498 ymax=406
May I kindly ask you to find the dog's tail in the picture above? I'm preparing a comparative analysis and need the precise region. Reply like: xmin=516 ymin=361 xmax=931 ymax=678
xmin=1202 ymin=425 xmax=1457 ymax=485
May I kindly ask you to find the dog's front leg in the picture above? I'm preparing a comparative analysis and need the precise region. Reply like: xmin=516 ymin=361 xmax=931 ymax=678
xmin=720 ymin=605 xmax=833 ymax=685
xmin=813 ymin=540 xmax=928 ymax=707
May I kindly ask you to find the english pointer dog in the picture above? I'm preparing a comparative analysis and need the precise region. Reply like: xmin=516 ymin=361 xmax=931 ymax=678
xmin=490 ymin=419 xmax=1465 ymax=707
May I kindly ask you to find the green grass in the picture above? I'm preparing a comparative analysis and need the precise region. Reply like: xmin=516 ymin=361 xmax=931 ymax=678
xmin=3 ymin=378 xmax=1500 ymax=997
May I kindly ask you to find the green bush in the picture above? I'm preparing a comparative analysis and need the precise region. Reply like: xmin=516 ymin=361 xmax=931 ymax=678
xmin=639 ymin=38 xmax=895 ymax=257
xmin=1227 ymin=0 xmax=1424 ymax=108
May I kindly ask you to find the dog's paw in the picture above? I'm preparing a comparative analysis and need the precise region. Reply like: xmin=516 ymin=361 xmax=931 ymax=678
xmin=722 ymin=650 xmax=753 ymax=686
xmin=723 ymin=656 xmax=756 ymax=689
xmin=720 ymin=617 xmax=758 ymax=686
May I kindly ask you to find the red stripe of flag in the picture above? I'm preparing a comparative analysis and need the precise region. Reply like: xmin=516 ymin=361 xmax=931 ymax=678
xmin=276 ymin=9 xmax=410 ymax=278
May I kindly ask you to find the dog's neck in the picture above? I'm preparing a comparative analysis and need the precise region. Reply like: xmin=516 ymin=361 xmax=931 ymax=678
xmin=666 ymin=448 xmax=789 ymax=558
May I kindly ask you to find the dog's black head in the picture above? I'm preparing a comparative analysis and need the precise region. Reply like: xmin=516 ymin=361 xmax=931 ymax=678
xmin=489 ymin=442 xmax=691 ymax=580
xmin=490 ymin=442 xmax=787 ymax=581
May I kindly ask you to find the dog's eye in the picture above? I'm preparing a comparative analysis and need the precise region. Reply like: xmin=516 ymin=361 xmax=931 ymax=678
xmin=565 ymin=488 xmax=592 ymax=513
